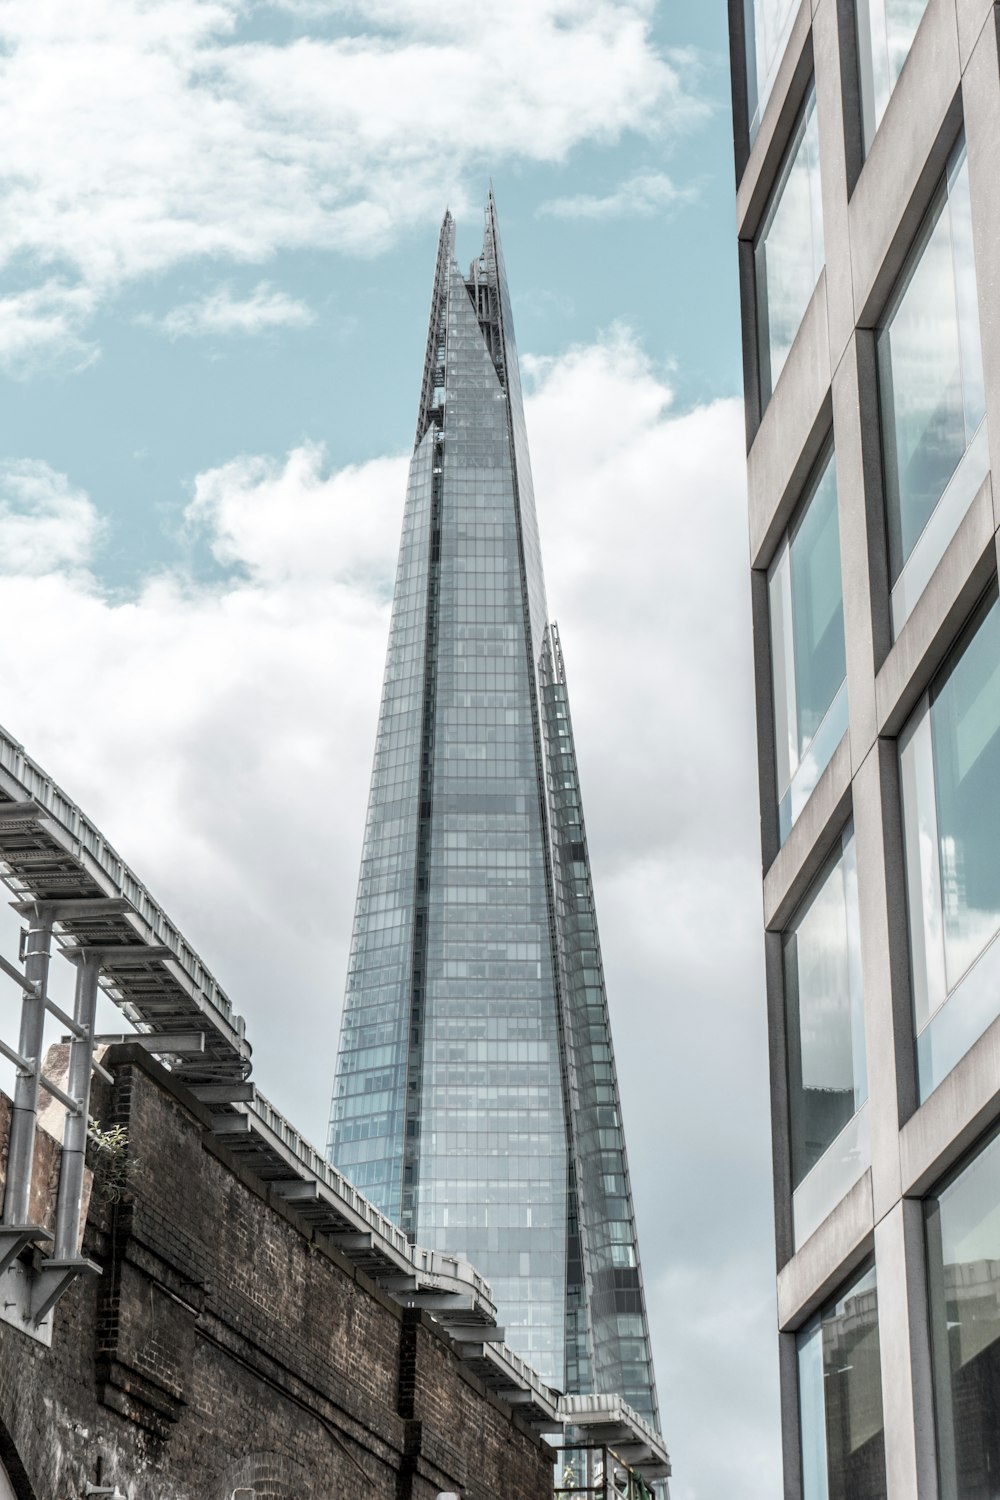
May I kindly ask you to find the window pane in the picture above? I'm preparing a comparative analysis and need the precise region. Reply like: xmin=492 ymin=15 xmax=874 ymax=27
xmin=926 ymin=1130 xmax=1000 ymax=1499
xmin=769 ymin=447 xmax=847 ymax=840
xmin=900 ymin=585 xmax=1000 ymax=1098
xmin=879 ymin=142 xmax=987 ymax=609
xmin=745 ymin=0 xmax=799 ymax=139
xmin=756 ymin=85 xmax=825 ymax=402
xmin=791 ymin=456 xmax=847 ymax=748
xmin=931 ymin=591 xmax=1000 ymax=991
xmin=857 ymin=0 xmax=928 ymax=148
xmin=797 ymin=1265 xmax=887 ymax=1500
xmin=785 ymin=830 xmax=867 ymax=1190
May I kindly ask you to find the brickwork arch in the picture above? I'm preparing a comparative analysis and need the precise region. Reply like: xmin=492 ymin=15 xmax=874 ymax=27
xmin=212 ymin=1451 xmax=315 ymax=1500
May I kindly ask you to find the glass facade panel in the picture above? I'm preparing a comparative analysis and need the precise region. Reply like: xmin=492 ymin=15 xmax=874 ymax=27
xmin=926 ymin=1129 xmax=1000 ymax=1499
xmin=900 ymin=584 xmax=1000 ymax=1100
xmin=878 ymin=139 xmax=988 ymax=632
xmin=797 ymin=1264 xmax=888 ymax=1500
xmin=745 ymin=0 xmax=799 ymax=140
xmin=856 ymin=0 xmax=929 ymax=149
xmin=769 ymin=446 xmax=847 ymax=842
xmin=784 ymin=825 xmax=868 ymax=1245
xmin=755 ymin=83 xmax=825 ymax=403
xmin=329 ymin=198 xmax=659 ymax=1426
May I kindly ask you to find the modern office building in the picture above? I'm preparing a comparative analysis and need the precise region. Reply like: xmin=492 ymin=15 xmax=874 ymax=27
xmin=327 ymin=195 xmax=660 ymax=1431
xmin=728 ymin=1 xmax=1000 ymax=1495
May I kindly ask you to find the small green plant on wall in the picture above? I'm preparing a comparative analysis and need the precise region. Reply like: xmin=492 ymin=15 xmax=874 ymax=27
xmin=87 ymin=1121 xmax=135 ymax=1203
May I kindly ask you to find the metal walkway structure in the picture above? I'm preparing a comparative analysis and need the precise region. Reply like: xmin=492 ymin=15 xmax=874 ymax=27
xmin=0 ymin=723 xmax=669 ymax=1485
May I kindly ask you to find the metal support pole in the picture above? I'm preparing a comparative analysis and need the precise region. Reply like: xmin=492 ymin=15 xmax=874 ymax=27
xmin=1 ymin=914 xmax=53 ymax=1227
xmin=53 ymin=956 xmax=100 ymax=1260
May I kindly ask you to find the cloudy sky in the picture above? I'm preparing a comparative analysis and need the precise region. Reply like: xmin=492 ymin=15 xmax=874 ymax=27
xmin=0 ymin=3 xmax=777 ymax=1495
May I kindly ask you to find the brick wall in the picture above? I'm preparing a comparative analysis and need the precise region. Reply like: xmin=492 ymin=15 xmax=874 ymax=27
xmin=0 ymin=1047 xmax=554 ymax=1500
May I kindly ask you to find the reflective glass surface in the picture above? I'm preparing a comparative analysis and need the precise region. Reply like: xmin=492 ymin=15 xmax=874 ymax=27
xmin=769 ymin=447 xmax=847 ymax=842
xmin=755 ymin=83 xmax=824 ymax=403
xmin=744 ymin=0 xmax=799 ymax=140
xmin=797 ymin=1265 xmax=888 ymax=1500
xmin=879 ymin=140 xmax=987 ymax=630
xmin=541 ymin=626 xmax=658 ymax=1426
xmin=856 ymin=0 xmax=928 ymax=149
xmin=329 ymin=201 xmax=659 ymax=1423
xmin=926 ymin=1129 xmax=1000 ymax=1499
xmin=900 ymin=585 xmax=1000 ymax=1099
xmin=784 ymin=826 xmax=868 ymax=1244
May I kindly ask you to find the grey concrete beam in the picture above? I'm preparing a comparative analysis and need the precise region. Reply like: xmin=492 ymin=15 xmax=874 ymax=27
xmin=956 ymin=0 xmax=996 ymax=70
xmin=850 ymin=0 xmax=963 ymax=326
xmin=763 ymin=732 xmax=851 ymax=931
xmin=776 ymin=1170 xmax=874 ymax=1328
xmin=748 ymin=276 xmax=833 ymax=568
xmin=875 ymin=1200 xmax=938 ymax=1500
xmin=874 ymin=474 xmax=997 ymax=736
xmin=900 ymin=1010 xmax=1000 ymax=1195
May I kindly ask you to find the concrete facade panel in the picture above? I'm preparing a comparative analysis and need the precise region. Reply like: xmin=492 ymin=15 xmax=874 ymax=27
xmin=748 ymin=276 xmax=833 ymax=566
xmin=762 ymin=731 xmax=851 ymax=931
xmin=849 ymin=0 xmax=962 ymax=325
xmin=874 ymin=473 xmax=997 ymax=736
xmin=776 ymin=1170 xmax=874 ymax=1329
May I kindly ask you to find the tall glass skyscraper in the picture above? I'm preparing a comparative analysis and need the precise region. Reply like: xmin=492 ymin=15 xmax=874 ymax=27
xmin=328 ymin=195 xmax=659 ymax=1428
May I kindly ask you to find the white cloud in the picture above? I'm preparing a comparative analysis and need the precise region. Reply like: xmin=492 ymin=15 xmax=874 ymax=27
xmin=141 ymin=280 xmax=315 ymax=338
xmin=0 ymin=280 xmax=99 ymax=374
xmin=538 ymin=169 xmax=694 ymax=220
xmin=0 ymin=0 xmax=704 ymax=365
xmin=0 ymin=459 xmax=104 ymax=572
xmin=0 ymin=332 xmax=777 ymax=1498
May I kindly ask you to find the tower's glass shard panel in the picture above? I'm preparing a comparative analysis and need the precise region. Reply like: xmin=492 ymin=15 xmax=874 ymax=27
xmin=328 ymin=424 xmax=436 ymax=1222
xmin=329 ymin=199 xmax=661 ymax=1426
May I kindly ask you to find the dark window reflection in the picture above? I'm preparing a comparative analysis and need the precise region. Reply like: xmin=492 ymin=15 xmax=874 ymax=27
xmin=797 ymin=1264 xmax=887 ymax=1499
xmin=926 ymin=1130 xmax=1000 ymax=1498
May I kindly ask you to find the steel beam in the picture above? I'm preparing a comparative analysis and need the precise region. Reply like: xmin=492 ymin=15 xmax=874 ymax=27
xmin=53 ymin=956 xmax=101 ymax=1260
xmin=2 ymin=914 xmax=53 ymax=1227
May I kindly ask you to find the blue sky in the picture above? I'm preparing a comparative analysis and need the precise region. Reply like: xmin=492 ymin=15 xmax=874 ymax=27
xmin=0 ymin=6 xmax=777 ymax=1497
xmin=0 ymin=1 xmax=742 ymax=585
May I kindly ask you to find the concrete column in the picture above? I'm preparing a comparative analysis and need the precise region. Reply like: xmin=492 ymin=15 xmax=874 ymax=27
xmin=832 ymin=333 xmax=891 ymax=773
xmin=851 ymin=741 xmax=914 ymax=1223
xmin=813 ymin=0 xmax=857 ymax=367
xmin=778 ymin=1330 xmax=805 ymax=1500
xmin=875 ymin=1199 xmax=938 ymax=1499
xmin=765 ymin=929 xmax=795 ymax=1270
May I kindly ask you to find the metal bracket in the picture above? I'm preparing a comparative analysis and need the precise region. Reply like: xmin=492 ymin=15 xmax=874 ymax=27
xmin=0 ymin=1223 xmax=52 ymax=1276
xmin=30 ymin=1256 xmax=101 ymax=1325
xmin=447 ymin=1324 xmax=506 ymax=1343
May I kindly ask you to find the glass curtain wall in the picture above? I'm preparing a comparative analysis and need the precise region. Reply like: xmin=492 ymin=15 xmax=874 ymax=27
xmin=856 ymin=0 xmax=929 ymax=150
xmin=926 ymin=1129 xmax=1000 ymax=1500
xmin=784 ymin=825 xmax=868 ymax=1247
xmin=900 ymin=583 xmax=1000 ymax=1100
xmin=744 ymin=0 xmax=799 ymax=140
xmin=797 ymin=1264 xmax=888 ymax=1499
xmin=878 ymin=137 xmax=987 ymax=633
xmin=755 ymin=82 xmax=825 ymax=404
xmin=769 ymin=445 xmax=848 ymax=842
xmin=415 ymin=239 xmax=568 ymax=1386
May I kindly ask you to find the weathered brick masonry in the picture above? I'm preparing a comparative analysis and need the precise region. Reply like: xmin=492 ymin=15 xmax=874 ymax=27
xmin=0 ymin=1046 xmax=554 ymax=1500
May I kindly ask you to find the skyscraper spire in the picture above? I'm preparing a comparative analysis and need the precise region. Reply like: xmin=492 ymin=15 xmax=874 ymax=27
xmin=328 ymin=196 xmax=660 ymax=1429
